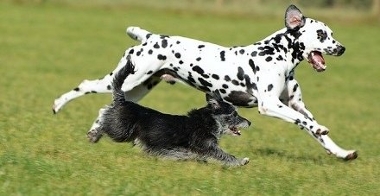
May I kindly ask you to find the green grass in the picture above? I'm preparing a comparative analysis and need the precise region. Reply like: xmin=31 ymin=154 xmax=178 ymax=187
xmin=1 ymin=2 xmax=380 ymax=195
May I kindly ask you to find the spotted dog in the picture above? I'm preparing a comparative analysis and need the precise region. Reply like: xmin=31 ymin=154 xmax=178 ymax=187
xmin=53 ymin=5 xmax=357 ymax=160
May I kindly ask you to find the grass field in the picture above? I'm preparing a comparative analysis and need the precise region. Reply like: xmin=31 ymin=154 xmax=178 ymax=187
xmin=1 ymin=1 xmax=380 ymax=195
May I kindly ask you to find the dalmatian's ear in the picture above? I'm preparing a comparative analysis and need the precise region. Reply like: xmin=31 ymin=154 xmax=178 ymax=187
xmin=285 ymin=5 xmax=305 ymax=30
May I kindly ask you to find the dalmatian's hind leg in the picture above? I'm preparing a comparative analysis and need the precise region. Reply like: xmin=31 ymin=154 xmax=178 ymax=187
xmin=52 ymin=75 xmax=114 ymax=114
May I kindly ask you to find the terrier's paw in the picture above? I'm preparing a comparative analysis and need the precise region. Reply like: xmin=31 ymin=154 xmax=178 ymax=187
xmin=240 ymin=157 xmax=250 ymax=166
xmin=87 ymin=129 xmax=102 ymax=143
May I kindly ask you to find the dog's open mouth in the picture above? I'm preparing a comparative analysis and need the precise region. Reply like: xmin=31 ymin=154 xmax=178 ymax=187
xmin=229 ymin=126 xmax=241 ymax=136
xmin=307 ymin=51 xmax=326 ymax=72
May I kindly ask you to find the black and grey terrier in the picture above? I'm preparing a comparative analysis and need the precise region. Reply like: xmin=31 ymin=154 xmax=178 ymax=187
xmin=88 ymin=56 xmax=251 ymax=166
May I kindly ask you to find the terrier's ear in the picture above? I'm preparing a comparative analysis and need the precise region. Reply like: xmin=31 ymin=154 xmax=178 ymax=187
xmin=285 ymin=5 xmax=305 ymax=30
xmin=206 ymin=93 xmax=221 ymax=109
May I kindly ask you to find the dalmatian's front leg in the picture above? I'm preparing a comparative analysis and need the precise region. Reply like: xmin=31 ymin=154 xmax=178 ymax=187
xmin=281 ymin=77 xmax=315 ymax=121
xmin=259 ymin=94 xmax=357 ymax=159
xmin=280 ymin=77 xmax=328 ymax=134
xmin=257 ymin=72 xmax=328 ymax=136
xmin=318 ymin=135 xmax=358 ymax=160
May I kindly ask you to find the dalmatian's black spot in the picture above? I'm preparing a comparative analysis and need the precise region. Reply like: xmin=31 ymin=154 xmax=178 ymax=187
xmin=192 ymin=66 xmax=205 ymax=75
xmin=258 ymin=46 xmax=275 ymax=56
xmin=265 ymin=56 xmax=273 ymax=62
xmin=146 ymin=33 xmax=152 ymax=39
xmin=274 ymin=35 xmax=282 ymax=43
xmin=244 ymin=75 xmax=253 ymax=94
xmin=222 ymin=84 xmax=228 ymax=89
xmin=251 ymin=51 xmax=257 ymax=57
xmin=147 ymin=70 xmax=153 ymax=75
xmin=157 ymin=54 xmax=167 ymax=60
xmin=197 ymin=78 xmax=212 ymax=91
xmin=198 ymin=86 xmax=210 ymax=92
xmin=107 ymin=85 xmax=111 ymax=90
xmin=129 ymin=49 xmax=135 ymax=55
xmin=179 ymin=60 xmax=184 ymax=64
xmin=293 ymin=83 xmax=299 ymax=92
xmin=294 ymin=119 xmax=301 ymax=125
xmin=268 ymin=84 xmax=273 ymax=91
xmin=73 ymin=87 xmax=79 ymax=91
xmin=237 ymin=67 xmax=245 ymax=80
xmin=148 ymin=49 xmax=153 ymax=55
xmin=196 ymin=57 xmax=201 ymax=61
xmin=175 ymin=53 xmax=181 ymax=59
xmin=252 ymin=83 xmax=257 ymax=90
xmin=142 ymin=42 xmax=147 ymax=46
xmin=211 ymin=74 xmax=220 ymax=80
xmin=219 ymin=89 xmax=226 ymax=94
xmin=317 ymin=29 xmax=327 ymax=42
xmin=231 ymin=79 xmax=239 ymax=86
xmin=290 ymin=42 xmax=305 ymax=62
xmin=198 ymin=45 xmax=205 ymax=48
xmin=239 ymin=49 xmax=245 ymax=54
xmin=220 ymin=51 xmax=226 ymax=61
xmin=276 ymin=55 xmax=284 ymax=61
xmin=224 ymin=75 xmax=231 ymax=82
xmin=161 ymin=39 xmax=168 ymax=48
xmin=248 ymin=59 xmax=260 ymax=74
xmin=153 ymin=43 xmax=160 ymax=49
xmin=176 ymin=41 xmax=180 ymax=44
xmin=187 ymin=72 xmax=196 ymax=85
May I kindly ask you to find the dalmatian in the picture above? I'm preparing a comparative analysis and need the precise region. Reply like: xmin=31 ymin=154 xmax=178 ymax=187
xmin=53 ymin=5 xmax=357 ymax=160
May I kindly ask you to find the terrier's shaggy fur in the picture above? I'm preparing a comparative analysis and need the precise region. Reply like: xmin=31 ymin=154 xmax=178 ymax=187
xmin=88 ymin=56 xmax=251 ymax=166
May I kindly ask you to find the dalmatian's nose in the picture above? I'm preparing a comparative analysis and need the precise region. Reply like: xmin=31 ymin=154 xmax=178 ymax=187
xmin=336 ymin=45 xmax=345 ymax=56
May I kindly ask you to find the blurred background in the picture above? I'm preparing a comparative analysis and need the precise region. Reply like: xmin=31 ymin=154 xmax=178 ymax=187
xmin=5 ymin=0 xmax=380 ymax=21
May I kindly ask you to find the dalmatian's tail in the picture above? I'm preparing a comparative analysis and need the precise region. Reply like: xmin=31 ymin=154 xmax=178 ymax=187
xmin=126 ymin=26 xmax=152 ymax=43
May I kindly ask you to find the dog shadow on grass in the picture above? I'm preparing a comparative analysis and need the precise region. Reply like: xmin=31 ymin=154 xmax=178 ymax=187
xmin=253 ymin=148 xmax=329 ymax=164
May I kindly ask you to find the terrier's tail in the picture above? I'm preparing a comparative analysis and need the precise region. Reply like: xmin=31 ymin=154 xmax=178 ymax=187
xmin=126 ymin=26 xmax=152 ymax=43
xmin=112 ymin=55 xmax=135 ymax=105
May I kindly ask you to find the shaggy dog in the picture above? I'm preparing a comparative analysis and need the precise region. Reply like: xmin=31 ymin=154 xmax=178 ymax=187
xmin=90 ymin=56 xmax=251 ymax=166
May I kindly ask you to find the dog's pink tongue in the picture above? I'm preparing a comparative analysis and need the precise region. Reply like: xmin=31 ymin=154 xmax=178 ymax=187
xmin=311 ymin=51 xmax=326 ymax=72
